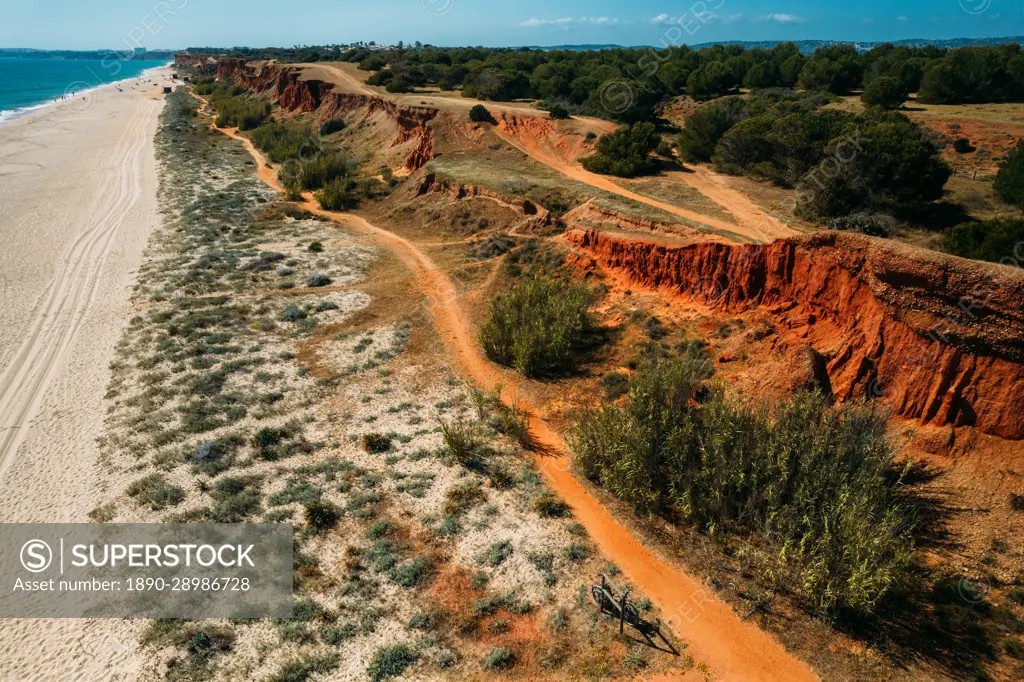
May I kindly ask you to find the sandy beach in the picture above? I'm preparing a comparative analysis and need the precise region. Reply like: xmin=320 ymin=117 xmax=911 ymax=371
xmin=0 ymin=67 xmax=171 ymax=681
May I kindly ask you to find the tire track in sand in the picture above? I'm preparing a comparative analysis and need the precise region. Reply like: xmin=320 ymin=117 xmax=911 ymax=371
xmin=212 ymin=118 xmax=820 ymax=682
xmin=0 ymin=109 xmax=149 ymax=483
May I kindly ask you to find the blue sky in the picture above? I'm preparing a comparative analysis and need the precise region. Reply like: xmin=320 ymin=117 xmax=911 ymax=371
xmin=1 ymin=0 xmax=1020 ymax=50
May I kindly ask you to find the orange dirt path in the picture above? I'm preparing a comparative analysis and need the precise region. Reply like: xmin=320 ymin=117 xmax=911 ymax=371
xmin=210 ymin=120 xmax=821 ymax=682
xmin=493 ymin=122 xmax=797 ymax=244
xmin=665 ymin=168 xmax=798 ymax=242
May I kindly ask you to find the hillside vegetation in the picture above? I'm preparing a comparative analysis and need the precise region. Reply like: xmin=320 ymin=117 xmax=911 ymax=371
xmin=570 ymin=357 xmax=915 ymax=615
xmin=198 ymin=42 xmax=1024 ymax=122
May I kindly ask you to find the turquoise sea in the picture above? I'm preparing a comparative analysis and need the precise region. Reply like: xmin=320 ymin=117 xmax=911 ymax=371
xmin=0 ymin=57 xmax=169 ymax=121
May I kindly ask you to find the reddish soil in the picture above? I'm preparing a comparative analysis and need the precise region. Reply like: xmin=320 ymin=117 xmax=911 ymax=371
xmin=913 ymin=116 xmax=1024 ymax=174
xmin=565 ymin=227 xmax=1024 ymax=439
xmin=209 ymin=118 xmax=822 ymax=682
xmin=190 ymin=59 xmax=1024 ymax=679
xmin=493 ymin=113 xmax=797 ymax=243
xmin=206 ymin=57 xmax=795 ymax=243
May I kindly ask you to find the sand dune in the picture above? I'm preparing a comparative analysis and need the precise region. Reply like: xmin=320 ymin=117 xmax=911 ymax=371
xmin=0 ymin=69 xmax=170 ymax=680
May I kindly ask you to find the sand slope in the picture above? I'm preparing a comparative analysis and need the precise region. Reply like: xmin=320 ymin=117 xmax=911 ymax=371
xmin=0 ymin=71 xmax=170 ymax=680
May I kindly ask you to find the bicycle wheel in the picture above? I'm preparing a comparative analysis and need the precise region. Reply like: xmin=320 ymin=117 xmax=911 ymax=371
xmin=591 ymin=586 xmax=611 ymax=612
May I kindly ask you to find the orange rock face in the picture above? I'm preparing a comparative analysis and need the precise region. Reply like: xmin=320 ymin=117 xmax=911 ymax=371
xmin=214 ymin=59 xmax=438 ymax=171
xmin=567 ymin=228 xmax=1024 ymax=439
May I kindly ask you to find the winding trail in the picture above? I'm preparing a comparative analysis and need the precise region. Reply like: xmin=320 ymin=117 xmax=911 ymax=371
xmin=212 ymin=116 xmax=820 ymax=682
xmin=493 ymin=118 xmax=797 ymax=244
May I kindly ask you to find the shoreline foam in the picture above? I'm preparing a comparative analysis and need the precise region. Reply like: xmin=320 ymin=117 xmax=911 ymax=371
xmin=0 ymin=61 xmax=172 ymax=124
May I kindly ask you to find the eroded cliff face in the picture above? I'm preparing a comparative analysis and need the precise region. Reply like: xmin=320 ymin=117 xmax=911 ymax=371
xmin=415 ymin=175 xmax=558 ymax=233
xmin=567 ymin=228 xmax=1024 ymax=439
xmin=173 ymin=52 xmax=217 ymax=73
xmin=215 ymin=59 xmax=438 ymax=171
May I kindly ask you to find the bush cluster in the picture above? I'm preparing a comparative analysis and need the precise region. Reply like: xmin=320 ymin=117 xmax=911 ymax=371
xmin=479 ymin=276 xmax=595 ymax=377
xmin=569 ymin=357 xmax=916 ymax=615
xmin=469 ymin=104 xmax=494 ymax=124
xmin=318 ymin=118 xmax=346 ymax=135
xmin=279 ymin=152 xmax=350 ymax=191
xmin=682 ymin=91 xmax=950 ymax=219
xmin=206 ymin=41 xmax=1024 ymax=123
xmin=251 ymin=123 xmax=320 ymax=163
xmin=994 ymin=140 xmax=1024 ymax=209
xmin=581 ymin=122 xmax=660 ymax=178
xmin=195 ymin=81 xmax=269 ymax=130
xmin=315 ymin=177 xmax=362 ymax=210
xmin=943 ymin=218 xmax=1024 ymax=263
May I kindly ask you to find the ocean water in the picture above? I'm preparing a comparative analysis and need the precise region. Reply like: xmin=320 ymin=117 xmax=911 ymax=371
xmin=0 ymin=57 xmax=169 ymax=121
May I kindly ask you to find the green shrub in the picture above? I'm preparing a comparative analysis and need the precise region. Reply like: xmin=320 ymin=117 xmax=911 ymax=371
xmin=363 ymin=433 xmax=393 ymax=453
xmin=677 ymin=97 xmax=746 ymax=163
xmin=469 ymin=104 xmax=494 ymax=124
xmin=368 ymin=644 xmax=418 ymax=681
xmin=366 ymin=520 xmax=395 ymax=539
xmin=442 ymin=482 xmax=485 ymax=516
xmin=953 ymin=137 xmax=974 ymax=154
xmin=267 ymin=653 xmax=340 ymax=682
xmin=547 ymin=104 xmax=570 ymax=120
xmin=304 ymin=500 xmax=340 ymax=533
xmin=829 ymin=213 xmax=895 ymax=238
xmin=687 ymin=61 xmax=738 ymax=100
xmin=861 ymin=76 xmax=908 ymax=110
xmin=319 ymin=118 xmax=346 ymax=135
xmin=795 ymin=112 xmax=950 ymax=218
xmin=995 ymin=141 xmax=1024 ymax=209
xmin=251 ymin=123 xmax=319 ymax=163
xmin=280 ymin=152 xmax=350 ymax=191
xmin=198 ymin=82 xmax=269 ymax=130
xmin=479 ymin=276 xmax=594 ymax=377
xmin=601 ymin=371 xmax=630 ymax=400
xmin=126 ymin=474 xmax=185 ymax=511
xmin=581 ymin=122 xmax=660 ymax=177
xmin=943 ymin=218 xmax=1024 ymax=264
xmin=439 ymin=418 xmax=481 ymax=464
xmin=305 ymin=273 xmax=331 ymax=288
xmin=480 ymin=540 xmax=513 ymax=567
xmin=315 ymin=176 xmax=361 ymax=211
xmin=268 ymin=479 xmax=322 ymax=506
xmin=209 ymin=475 xmax=263 ymax=522
xmin=492 ymin=402 xmax=531 ymax=448
xmin=483 ymin=647 xmax=514 ymax=670
xmin=533 ymin=494 xmax=572 ymax=518
xmin=562 ymin=543 xmax=590 ymax=562
xmin=568 ymin=356 xmax=915 ymax=615
xmin=389 ymin=557 xmax=430 ymax=588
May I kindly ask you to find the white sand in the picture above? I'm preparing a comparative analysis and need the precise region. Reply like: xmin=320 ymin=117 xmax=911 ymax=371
xmin=0 ymin=68 xmax=172 ymax=681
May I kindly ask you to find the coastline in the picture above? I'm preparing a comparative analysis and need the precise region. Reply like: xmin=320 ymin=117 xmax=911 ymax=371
xmin=0 ymin=60 xmax=172 ymax=124
xmin=0 ymin=66 xmax=171 ymax=680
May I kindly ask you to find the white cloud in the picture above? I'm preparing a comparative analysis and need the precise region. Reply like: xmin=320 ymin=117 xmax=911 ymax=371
xmin=764 ymin=13 xmax=803 ymax=24
xmin=651 ymin=11 xmax=741 ymax=25
xmin=897 ymin=15 xmax=908 ymax=21
xmin=520 ymin=16 xmax=620 ymax=27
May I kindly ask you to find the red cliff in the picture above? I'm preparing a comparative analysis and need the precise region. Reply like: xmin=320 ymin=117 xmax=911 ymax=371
xmin=566 ymin=228 xmax=1024 ymax=439
xmin=216 ymin=60 xmax=438 ymax=171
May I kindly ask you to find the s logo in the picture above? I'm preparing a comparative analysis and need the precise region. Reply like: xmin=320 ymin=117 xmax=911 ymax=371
xmin=20 ymin=539 xmax=52 ymax=573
